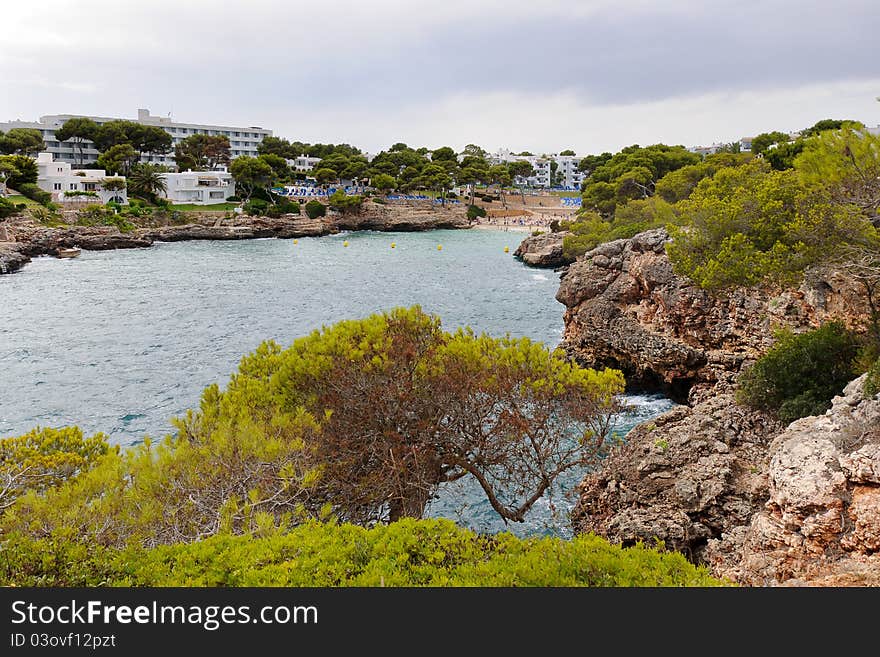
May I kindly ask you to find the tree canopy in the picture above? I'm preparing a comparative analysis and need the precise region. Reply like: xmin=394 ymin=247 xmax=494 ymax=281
xmin=580 ymin=144 xmax=700 ymax=216
xmin=0 ymin=128 xmax=45 ymax=156
xmin=174 ymin=134 xmax=231 ymax=171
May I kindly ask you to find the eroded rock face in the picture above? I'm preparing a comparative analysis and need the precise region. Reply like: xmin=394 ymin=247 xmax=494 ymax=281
xmin=723 ymin=376 xmax=880 ymax=585
xmin=0 ymin=244 xmax=29 ymax=274
xmin=335 ymin=202 xmax=470 ymax=232
xmin=575 ymin=376 xmax=880 ymax=585
xmin=572 ymin=391 xmax=781 ymax=563
xmin=556 ymin=229 xmax=864 ymax=399
xmin=513 ymin=232 xmax=571 ymax=268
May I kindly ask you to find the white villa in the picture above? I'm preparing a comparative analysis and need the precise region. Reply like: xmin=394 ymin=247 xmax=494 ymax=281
xmin=285 ymin=154 xmax=322 ymax=172
xmin=158 ymin=169 xmax=235 ymax=205
xmin=36 ymin=152 xmax=127 ymax=204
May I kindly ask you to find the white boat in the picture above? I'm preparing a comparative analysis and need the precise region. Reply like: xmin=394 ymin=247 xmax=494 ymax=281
xmin=55 ymin=247 xmax=81 ymax=259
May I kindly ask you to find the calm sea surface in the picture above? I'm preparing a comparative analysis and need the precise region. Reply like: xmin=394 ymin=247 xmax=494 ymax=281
xmin=1 ymin=228 xmax=672 ymax=536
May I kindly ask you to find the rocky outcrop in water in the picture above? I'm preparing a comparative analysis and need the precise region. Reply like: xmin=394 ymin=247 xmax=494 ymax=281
xmin=513 ymin=232 xmax=571 ymax=268
xmin=0 ymin=244 xmax=29 ymax=274
xmin=556 ymin=228 xmax=864 ymax=398
xmin=574 ymin=375 xmax=880 ymax=585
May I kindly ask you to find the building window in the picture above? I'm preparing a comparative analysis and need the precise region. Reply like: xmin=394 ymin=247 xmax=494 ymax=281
xmin=69 ymin=183 xmax=77 ymax=190
xmin=54 ymin=183 xmax=62 ymax=190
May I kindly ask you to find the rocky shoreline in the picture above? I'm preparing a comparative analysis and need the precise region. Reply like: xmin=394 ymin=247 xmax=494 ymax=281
xmin=557 ymin=228 xmax=879 ymax=585
xmin=0 ymin=202 xmax=471 ymax=275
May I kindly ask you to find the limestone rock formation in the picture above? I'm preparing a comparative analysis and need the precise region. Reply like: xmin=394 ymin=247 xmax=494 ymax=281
xmin=724 ymin=375 xmax=880 ymax=585
xmin=572 ymin=390 xmax=781 ymax=563
xmin=513 ymin=232 xmax=571 ymax=268
xmin=335 ymin=202 xmax=470 ymax=232
xmin=556 ymin=228 xmax=864 ymax=399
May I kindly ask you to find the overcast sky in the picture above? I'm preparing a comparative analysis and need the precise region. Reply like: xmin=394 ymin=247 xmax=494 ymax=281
xmin=2 ymin=0 xmax=878 ymax=155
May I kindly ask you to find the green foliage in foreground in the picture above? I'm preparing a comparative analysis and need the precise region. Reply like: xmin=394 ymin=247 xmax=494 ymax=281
xmin=737 ymin=322 xmax=860 ymax=423
xmin=0 ymin=519 xmax=724 ymax=587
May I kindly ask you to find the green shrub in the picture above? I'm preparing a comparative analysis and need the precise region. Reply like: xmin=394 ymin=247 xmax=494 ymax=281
xmin=226 ymin=194 xmax=241 ymax=202
xmin=0 ymin=519 xmax=724 ymax=587
xmin=305 ymin=199 xmax=326 ymax=219
xmin=75 ymin=204 xmax=134 ymax=232
xmin=243 ymin=198 xmax=268 ymax=216
xmin=0 ymin=196 xmax=18 ymax=218
xmin=467 ymin=204 xmax=486 ymax=220
xmin=17 ymin=183 xmax=52 ymax=206
xmin=328 ymin=190 xmax=363 ymax=214
xmin=372 ymin=197 xmax=386 ymax=204
xmin=737 ymin=322 xmax=860 ymax=423
xmin=863 ymin=361 xmax=880 ymax=397
xmin=276 ymin=199 xmax=300 ymax=215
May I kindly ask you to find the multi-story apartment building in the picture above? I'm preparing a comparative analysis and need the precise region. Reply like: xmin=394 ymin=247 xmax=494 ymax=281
xmin=35 ymin=152 xmax=128 ymax=204
xmin=487 ymin=149 xmax=584 ymax=189
xmin=0 ymin=109 xmax=272 ymax=168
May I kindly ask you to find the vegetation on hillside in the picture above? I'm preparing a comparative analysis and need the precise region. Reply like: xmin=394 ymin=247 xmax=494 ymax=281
xmin=737 ymin=323 xmax=860 ymax=422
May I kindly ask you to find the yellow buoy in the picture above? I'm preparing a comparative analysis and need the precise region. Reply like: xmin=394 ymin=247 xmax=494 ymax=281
xmin=343 ymin=241 xmax=349 ymax=247
xmin=293 ymin=239 xmax=298 ymax=244
xmin=391 ymin=242 xmax=396 ymax=248
xmin=437 ymin=244 xmax=442 ymax=251
xmin=503 ymin=246 xmax=509 ymax=253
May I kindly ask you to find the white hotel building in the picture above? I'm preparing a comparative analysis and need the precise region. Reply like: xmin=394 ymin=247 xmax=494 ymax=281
xmin=0 ymin=109 xmax=272 ymax=168
xmin=488 ymin=149 xmax=585 ymax=190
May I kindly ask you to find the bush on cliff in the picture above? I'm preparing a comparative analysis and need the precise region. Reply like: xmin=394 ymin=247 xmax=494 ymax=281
xmin=328 ymin=190 xmax=363 ymax=215
xmin=305 ymin=199 xmax=326 ymax=219
xmin=562 ymin=199 xmax=678 ymax=260
xmin=737 ymin=322 xmax=860 ymax=422
xmin=668 ymin=130 xmax=880 ymax=290
xmin=17 ymin=182 xmax=52 ymax=206
xmin=243 ymin=198 xmax=268 ymax=216
xmin=0 ymin=519 xmax=723 ymax=587
xmin=0 ymin=196 xmax=18 ymax=218
xmin=466 ymin=204 xmax=486 ymax=221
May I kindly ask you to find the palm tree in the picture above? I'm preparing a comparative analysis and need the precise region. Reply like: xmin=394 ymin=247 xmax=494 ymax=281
xmin=127 ymin=164 xmax=167 ymax=201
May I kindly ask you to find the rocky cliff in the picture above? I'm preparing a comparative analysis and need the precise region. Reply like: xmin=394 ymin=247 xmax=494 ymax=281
xmin=513 ymin=232 xmax=571 ymax=268
xmin=565 ymin=228 xmax=878 ymax=585
xmin=557 ymin=228 xmax=864 ymax=399
xmin=724 ymin=375 xmax=880 ymax=586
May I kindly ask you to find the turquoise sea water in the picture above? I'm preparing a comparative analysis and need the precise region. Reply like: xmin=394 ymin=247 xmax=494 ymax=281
xmin=1 ymin=228 xmax=672 ymax=535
